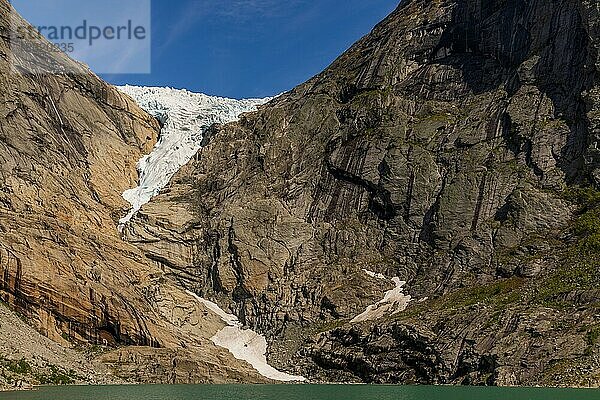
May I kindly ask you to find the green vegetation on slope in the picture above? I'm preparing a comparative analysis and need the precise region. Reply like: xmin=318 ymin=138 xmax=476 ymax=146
xmin=535 ymin=187 xmax=600 ymax=306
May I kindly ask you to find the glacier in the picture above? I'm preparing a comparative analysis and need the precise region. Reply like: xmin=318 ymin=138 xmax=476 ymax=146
xmin=117 ymin=85 xmax=300 ymax=381
xmin=117 ymin=85 xmax=271 ymax=225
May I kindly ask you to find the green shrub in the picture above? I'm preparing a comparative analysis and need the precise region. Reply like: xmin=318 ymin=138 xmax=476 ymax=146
xmin=586 ymin=327 xmax=600 ymax=347
xmin=35 ymin=365 xmax=76 ymax=385
xmin=562 ymin=187 xmax=600 ymax=208
xmin=7 ymin=359 xmax=31 ymax=375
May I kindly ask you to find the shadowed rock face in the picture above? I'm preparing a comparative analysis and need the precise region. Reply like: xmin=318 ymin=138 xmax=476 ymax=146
xmin=125 ymin=0 xmax=600 ymax=385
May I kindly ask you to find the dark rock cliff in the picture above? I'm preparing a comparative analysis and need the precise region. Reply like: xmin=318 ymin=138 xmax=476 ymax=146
xmin=125 ymin=0 xmax=600 ymax=385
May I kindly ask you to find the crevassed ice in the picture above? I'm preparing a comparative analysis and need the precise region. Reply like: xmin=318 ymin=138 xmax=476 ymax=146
xmin=186 ymin=291 xmax=306 ymax=382
xmin=117 ymin=85 xmax=271 ymax=225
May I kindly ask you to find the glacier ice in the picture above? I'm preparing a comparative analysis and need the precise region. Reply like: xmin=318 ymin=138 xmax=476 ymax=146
xmin=117 ymin=85 xmax=272 ymax=226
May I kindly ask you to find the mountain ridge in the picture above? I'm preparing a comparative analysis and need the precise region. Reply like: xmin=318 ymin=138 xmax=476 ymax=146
xmin=2 ymin=0 xmax=600 ymax=388
xmin=0 ymin=0 xmax=276 ymax=388
xmin=124 ymin=0 xmax=600 ymax=385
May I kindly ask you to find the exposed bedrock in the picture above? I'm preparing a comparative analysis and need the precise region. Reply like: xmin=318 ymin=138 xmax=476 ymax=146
xmin=0 ymin=0 xmax=271 ymax=383
xmin=124 ymin=0 xmax=600 ymax=385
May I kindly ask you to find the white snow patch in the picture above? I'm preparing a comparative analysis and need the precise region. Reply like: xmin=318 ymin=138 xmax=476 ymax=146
xmin=362 ymin=269 xmax=387 ymax=280
xmin=186 ymin=290 xmax=239 ymax=326
xmin=211 ymin=327 xmax=306 ymax=382
xmin=185 ymin=291 xmax=306 ymax=382
xmin=351 ymin=277 xmax=412 ymax=323
xmin=117 ymin=86 xmax=272 ymax=225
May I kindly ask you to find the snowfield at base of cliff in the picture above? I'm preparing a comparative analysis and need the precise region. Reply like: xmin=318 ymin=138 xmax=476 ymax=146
xmin=186 ymin=291 xmax=306 ymax=382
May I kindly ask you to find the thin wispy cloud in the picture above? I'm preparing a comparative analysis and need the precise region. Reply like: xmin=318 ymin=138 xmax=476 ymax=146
xmin=214 ymin=0 xmax=306 ymax=20
xmin=102 ymin=0 xmax=399 ymax=98
xmin=157 ymin=0 xmax=306 ymax=54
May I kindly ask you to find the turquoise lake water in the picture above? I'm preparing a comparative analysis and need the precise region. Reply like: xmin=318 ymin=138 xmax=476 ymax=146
xmin=1 ymin=385 xmax=599 ymax=400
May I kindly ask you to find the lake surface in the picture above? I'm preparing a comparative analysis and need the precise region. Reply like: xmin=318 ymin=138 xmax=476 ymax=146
xmin=1 ymin=385 xmax=599 ymax=400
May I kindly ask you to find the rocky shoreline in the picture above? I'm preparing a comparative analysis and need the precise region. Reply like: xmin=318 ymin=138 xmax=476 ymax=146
xmin=0 ymin=301 xmax=125 ymax=391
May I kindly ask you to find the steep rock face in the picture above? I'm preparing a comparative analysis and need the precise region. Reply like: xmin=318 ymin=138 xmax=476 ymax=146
xmin=0 ymin=0 xmax=162 ymax=346
xmin=0 ymin=0 xmax=270 ymax=383
xmin=126 ymin=0 xmax=600 ymax=384
xmin=305 ymin=287 xmax=600 ymax=386
xmin=0 ymin=300 xmax=122 ymax=389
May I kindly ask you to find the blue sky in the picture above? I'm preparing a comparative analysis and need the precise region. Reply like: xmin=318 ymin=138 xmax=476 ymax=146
xmin=102 ymin=0 xmax=399 ymax=98
xmin=12 ymin=0 xmax=152 ymax=74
